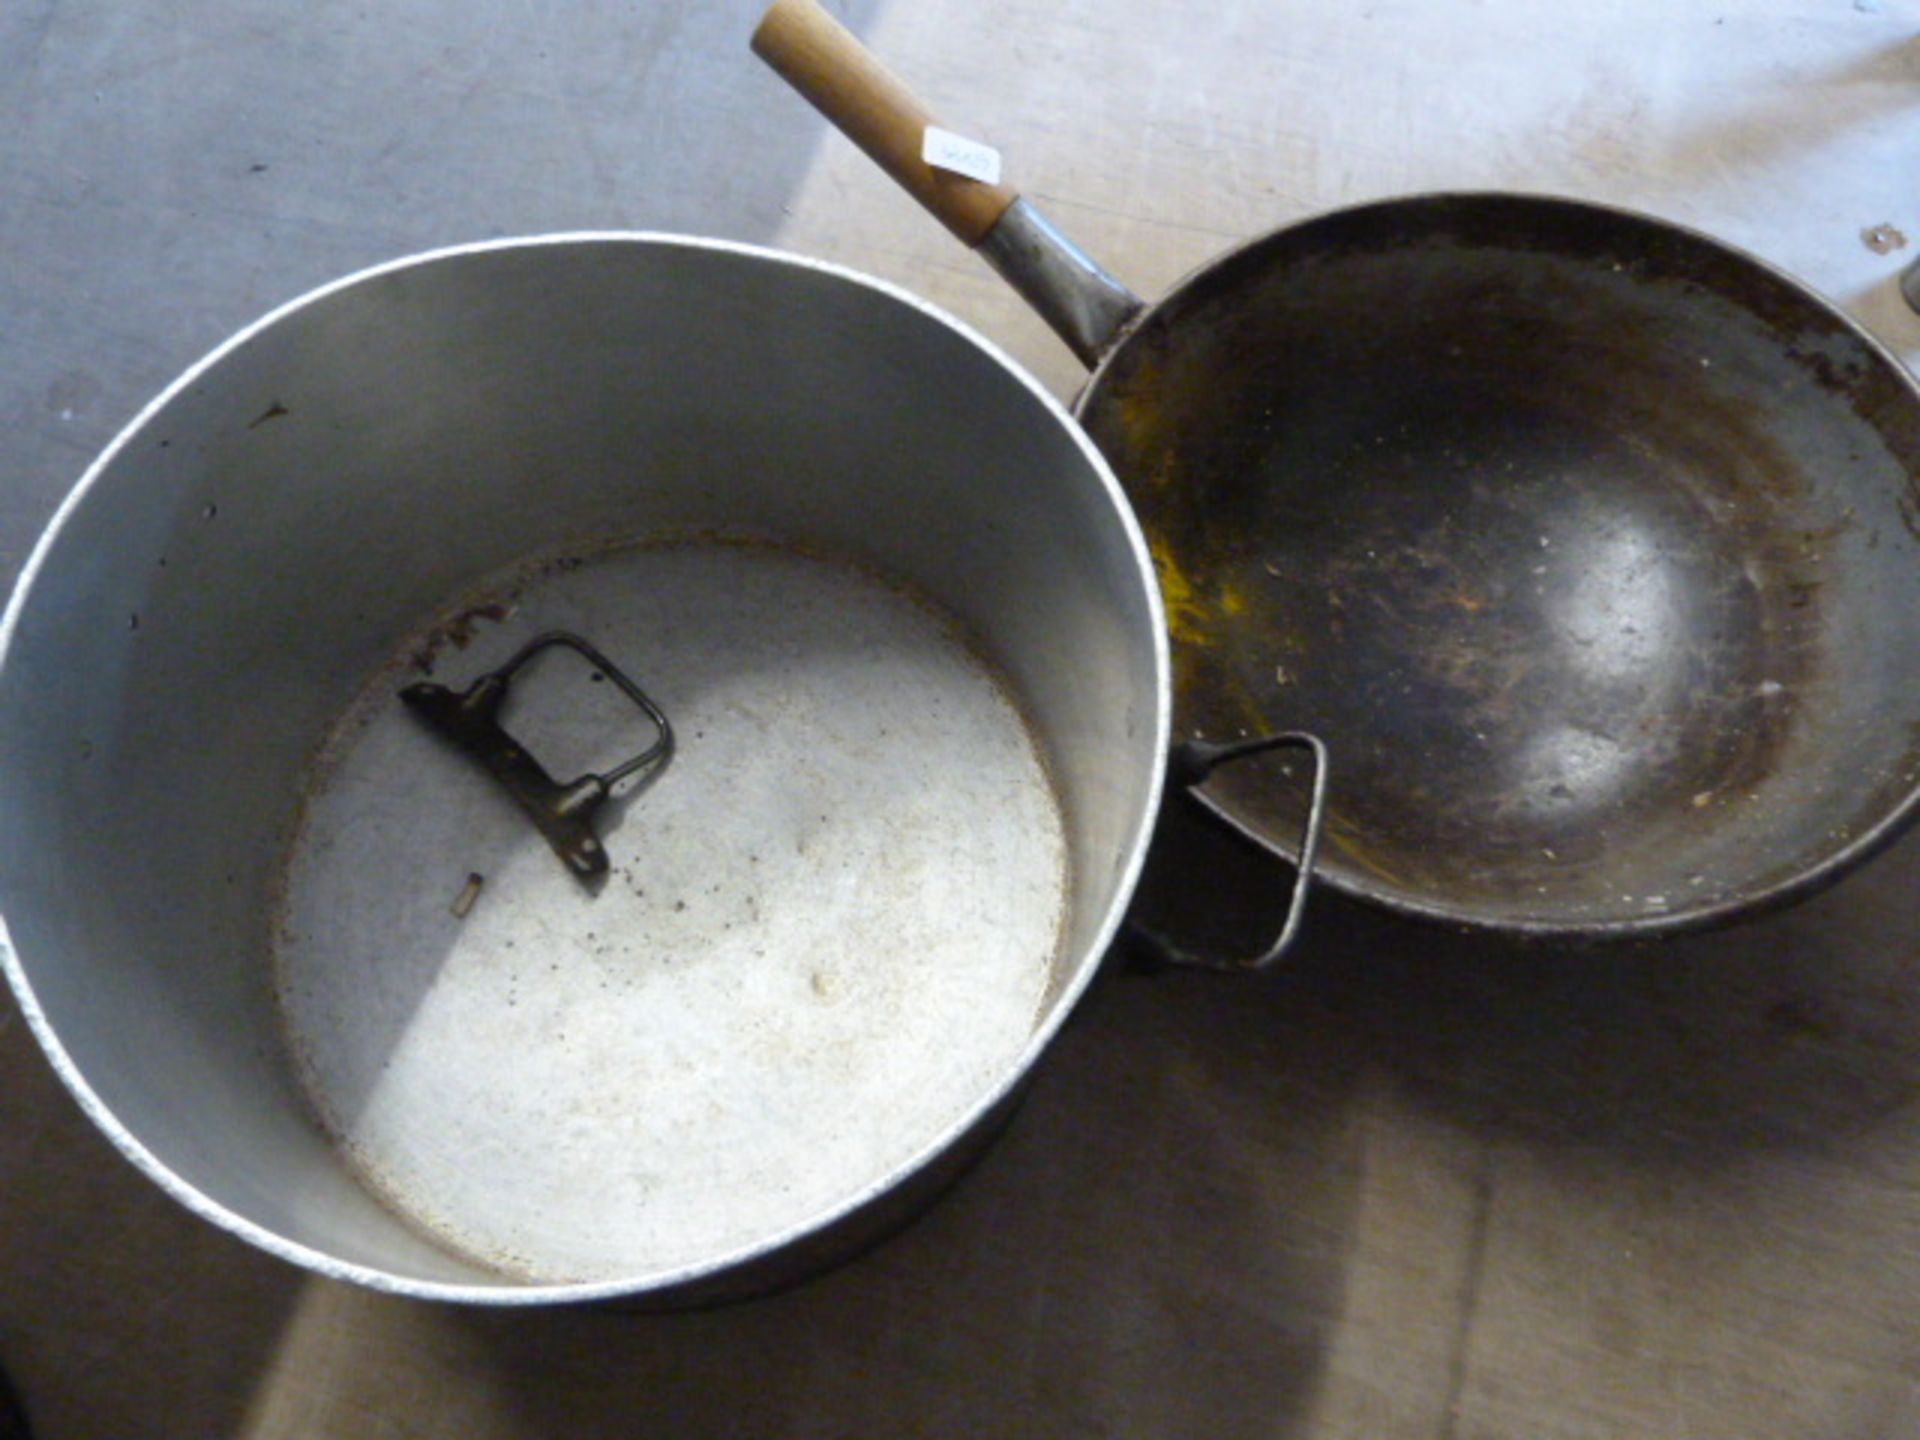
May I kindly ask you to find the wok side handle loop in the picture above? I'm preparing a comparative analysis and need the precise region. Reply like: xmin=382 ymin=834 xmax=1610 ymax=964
xmin=751 ymin=0 xmax=1146 ymax=366
xmin=1125 ymin=733 xmax=1330 ymax=973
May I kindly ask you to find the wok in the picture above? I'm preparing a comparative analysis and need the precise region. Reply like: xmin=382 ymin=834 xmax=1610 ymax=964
xmin=756 ymin=0 xmax=1920 ymax=941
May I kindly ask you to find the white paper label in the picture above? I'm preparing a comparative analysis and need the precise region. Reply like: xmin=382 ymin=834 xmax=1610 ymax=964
xmin=922 ymin=126 xmax=1003 ymax=185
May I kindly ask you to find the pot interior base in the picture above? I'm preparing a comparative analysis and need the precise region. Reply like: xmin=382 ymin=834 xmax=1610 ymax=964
xmin=273 ymin=540 xmax=1066 ymax=1283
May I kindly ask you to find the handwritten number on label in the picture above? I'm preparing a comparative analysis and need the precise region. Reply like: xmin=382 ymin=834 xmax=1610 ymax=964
xmin=921 ymin=126 xmax=1003 ymax=186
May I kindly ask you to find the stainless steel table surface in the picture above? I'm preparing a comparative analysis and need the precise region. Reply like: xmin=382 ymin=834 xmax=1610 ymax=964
xmin=4 ymin=1 xmax=1919 ymax=1435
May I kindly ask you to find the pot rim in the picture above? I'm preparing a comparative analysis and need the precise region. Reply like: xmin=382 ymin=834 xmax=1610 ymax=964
xmin=0 ymin=230 xmax=1172 ymax=1305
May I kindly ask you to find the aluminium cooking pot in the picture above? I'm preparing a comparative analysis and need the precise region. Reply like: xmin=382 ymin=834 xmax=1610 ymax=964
xmin=0 ymin=234 xmax=1210 ymax=1304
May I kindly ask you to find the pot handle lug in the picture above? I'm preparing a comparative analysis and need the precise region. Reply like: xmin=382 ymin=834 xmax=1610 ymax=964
xmin=1124 ymin=733 xmax=1330 ymax=973
xmin=399 ymin=632 xmax=674 ymax=882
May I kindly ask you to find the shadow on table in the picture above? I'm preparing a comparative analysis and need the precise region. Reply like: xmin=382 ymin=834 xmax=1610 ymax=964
xmin=1285 ymin=822 xmax=1920 ymax=1179
xmin=0 ymin=1013 xmax=305 ymax=1440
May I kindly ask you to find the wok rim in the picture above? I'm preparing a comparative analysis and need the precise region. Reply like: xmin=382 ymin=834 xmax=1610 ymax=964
xmin=1074 ymin=188 xmax=1920 ymax=942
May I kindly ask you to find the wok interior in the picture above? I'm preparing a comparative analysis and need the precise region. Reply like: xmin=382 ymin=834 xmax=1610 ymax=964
xmin=0 ymin=239 xmax=1163 ymax=1292
xmin=1090 ymin=195 xmax=1920 ymax=930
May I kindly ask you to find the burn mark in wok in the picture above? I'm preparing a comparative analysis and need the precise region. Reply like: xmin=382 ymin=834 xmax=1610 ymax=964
xmin=1083 ymin=196 xmax=1920 ymax=931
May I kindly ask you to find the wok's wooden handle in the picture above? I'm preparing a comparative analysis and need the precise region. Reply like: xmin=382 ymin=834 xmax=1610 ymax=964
xmin=752 ymin=0 xmax=1018 ymax=245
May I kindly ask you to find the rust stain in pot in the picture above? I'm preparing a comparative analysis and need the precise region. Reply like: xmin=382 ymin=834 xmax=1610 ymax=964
xmin=409 ymin=603 xmax=516 ymax=672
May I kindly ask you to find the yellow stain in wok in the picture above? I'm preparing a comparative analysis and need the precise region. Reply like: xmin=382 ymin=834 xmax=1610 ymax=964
xmin=1318 ymin=815 xmax=1414 ymax=889
xmin=1114 ymin=359 xmax=1169 ymax=465
xmin=1149 ymin=535 xmax=1219 ymax=650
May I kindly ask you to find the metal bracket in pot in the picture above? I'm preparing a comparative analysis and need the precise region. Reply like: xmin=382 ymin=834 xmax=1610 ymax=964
xmin=399 ymin=631 xmax=673 ymax=881
xmin=1127 ymin=732 xmax=1329 ymax=972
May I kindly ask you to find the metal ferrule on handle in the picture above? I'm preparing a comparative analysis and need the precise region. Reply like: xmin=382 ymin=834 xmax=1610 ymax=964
xmin=976 ymin=200 xmax=1145 ymax=368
